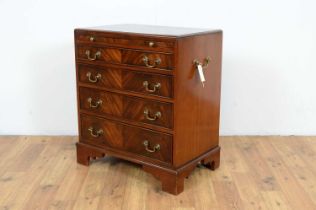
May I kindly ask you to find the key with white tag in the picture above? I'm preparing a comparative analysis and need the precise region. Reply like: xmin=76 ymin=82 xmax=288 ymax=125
xmin=197 ymin=64 xmax=206 ymax=87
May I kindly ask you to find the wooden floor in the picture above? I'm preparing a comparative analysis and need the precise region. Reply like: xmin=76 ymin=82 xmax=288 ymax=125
xmin=0 ymin=136 xmax=315 ymax=210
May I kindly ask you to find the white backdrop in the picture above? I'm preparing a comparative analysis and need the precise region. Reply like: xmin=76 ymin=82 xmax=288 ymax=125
xmin=0 ymin=0 xmax=315 ymax=135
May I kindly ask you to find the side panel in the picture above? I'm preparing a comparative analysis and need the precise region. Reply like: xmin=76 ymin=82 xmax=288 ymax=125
xmin=173 ymin=32 xmax=222 ymax=167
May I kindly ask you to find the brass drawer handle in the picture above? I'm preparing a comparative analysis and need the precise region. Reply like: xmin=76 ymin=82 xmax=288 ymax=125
xmin=85 ymin=50 xmax=101 ymax=61
xmin=143 ymin=140 xmax=160 ymax=153
xmin=86 ymin=72 xmax=101 ymax=83
xmin=87 ymin=97 xmax=102 ymax=108
xmin=143 ymin=81 xmax=161 ymax=93
xmin=193 ymin=57 xmax=211 ymax=68
xmin=148 ymin=41 xmax=155 ymax=47
xmin=89 ymin=36 xmax=95 ymax=42
xmin=144 ymin=108 xmax=161 ymax=121
xmin=88 ymin=126 xmax=103 ymax=137
xmin=142 ymin=55 xmax=161 ymax=68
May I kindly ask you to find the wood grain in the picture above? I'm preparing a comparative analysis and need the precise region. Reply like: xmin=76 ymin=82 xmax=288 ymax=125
xmin=79 ymin=114 xmax=173 ymax=163
xmin=0 ymin=136 xmax=316 ymax=210
xmin=75 ymin=29 xmax=176 ymax=52
xmin=173 ymin=31 xmax=222 ymax=167
xmin=77 ymin=65 xmax=173 ymax=98
xmin=79 ymin=88 xmax=173 ymax=129
xmin=76 ymin=45 xmax=174 ymax=71
xmin=77 ymin=46 xmax=122 ymax=64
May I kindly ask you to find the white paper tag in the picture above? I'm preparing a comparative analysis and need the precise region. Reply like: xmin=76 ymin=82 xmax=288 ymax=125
xmin=197 ymin=64 xmax=205 ymax=87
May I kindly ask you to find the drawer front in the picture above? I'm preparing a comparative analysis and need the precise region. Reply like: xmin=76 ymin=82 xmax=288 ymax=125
xmin=123 ymin=71 xmax=173 ymax=98
xmin=122 ymin=50 xmax=173 ymax=70
xmin=80 ymin=114 xmax=172 ymax=163
xmin=79 ymin=87 xmax=173 ymax=128
xmin=77 ymin=46 xmax=122 ymax=64
xmin=76 ymin=46 xmax=173 ymax=70
xmin=75 ymin=31 xmax=175 ymax=52
xmin=78 ymin=65 xmax=173 ymax=98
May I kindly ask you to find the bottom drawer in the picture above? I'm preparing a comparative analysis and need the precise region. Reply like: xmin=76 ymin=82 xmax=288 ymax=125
xmin=80 ymin=114 xmax=172 ymax=163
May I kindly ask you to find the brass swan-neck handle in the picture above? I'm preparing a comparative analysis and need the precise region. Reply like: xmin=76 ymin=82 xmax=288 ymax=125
xmin=143 ymin=140 xmax=160 ymax=153
xmin=143 ymin=108 xmax=161 ymax=121
xmin=85 ymin=50 xmax=101 ymax=61
xmin=142 ymin=55 xmax=161 ymax=68
xmin=143 ymin=81 xmax=161 ymax=93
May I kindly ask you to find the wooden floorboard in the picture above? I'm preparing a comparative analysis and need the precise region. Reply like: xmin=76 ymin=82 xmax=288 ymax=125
xmin=0 ymin=136 xmax=315 ymax=210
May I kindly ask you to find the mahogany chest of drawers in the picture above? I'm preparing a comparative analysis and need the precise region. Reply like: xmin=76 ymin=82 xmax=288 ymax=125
xmin=74 ymin=24 xmax=222 ymax=195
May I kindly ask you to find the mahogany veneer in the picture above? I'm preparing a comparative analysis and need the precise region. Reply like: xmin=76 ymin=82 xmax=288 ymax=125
xmin=74 ymin=24 xmax=223 ymax=195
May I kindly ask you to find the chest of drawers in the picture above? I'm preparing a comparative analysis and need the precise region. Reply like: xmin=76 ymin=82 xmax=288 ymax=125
xmin=75 ymin=24 xmax=222 ymax=195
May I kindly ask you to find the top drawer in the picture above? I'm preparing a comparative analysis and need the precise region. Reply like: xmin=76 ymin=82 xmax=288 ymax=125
xmin=76 ymin=46 xmax=174 ymax=71
xmin=75 ymin=30 xmax=175 ymax=52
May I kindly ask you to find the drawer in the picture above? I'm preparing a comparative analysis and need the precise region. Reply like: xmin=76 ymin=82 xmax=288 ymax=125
xmin=75 ymin=30 xmax=175 ymax=52
xmin=76 ymin=46 xmax=174 ymax=70
xmin=78 ymin=65 xmax=173 ymax=98
xmin=80 ymin=114 xmax=172 ymax=163
xmin=79 ymin=87 xmax=173 ymax=129
xmin=77 ymin=46 xmax=121 ymax=64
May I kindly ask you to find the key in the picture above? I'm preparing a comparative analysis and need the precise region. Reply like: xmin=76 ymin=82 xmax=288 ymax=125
xmin=197 ymin=64 xmax=205 ymax=87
